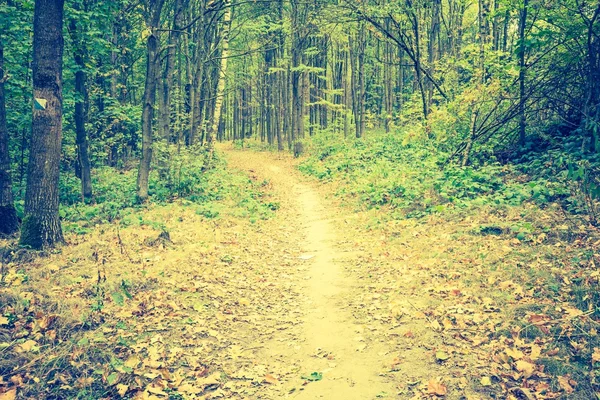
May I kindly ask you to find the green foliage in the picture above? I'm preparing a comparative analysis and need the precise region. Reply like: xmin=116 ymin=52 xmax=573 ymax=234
xmin=299 ymin=130 xmax=583 ymax=219
xmin=57 ymin=145 xmax=277 ymax=232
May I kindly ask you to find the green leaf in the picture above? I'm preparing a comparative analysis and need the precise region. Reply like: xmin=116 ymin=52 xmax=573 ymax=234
xmin=111 ymin=291 xmax=125 ymax=306
xmin=301 ymin=372 xmax=323 ymax=381
xmin=435 ymin=351 xmax=450 ymax=361
xmin=107 ymin=372 xmax=119 ymax=386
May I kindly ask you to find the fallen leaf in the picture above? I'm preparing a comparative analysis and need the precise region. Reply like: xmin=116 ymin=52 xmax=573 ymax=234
xmin=301 ymin=372 xmax=323 ymax=382
xmin=515 ymin=360 xmax=536 ymax=378
xmin=530 ymin=344 xmax=541 ymax=361
xmin=558 ymin=376 xmax=574 ymax=394
xmin=427 ymin=379 xmax=447 ymax=396
xmin=593 ymin=348 xmax=600 ymax=363
xmin=177 ymin=383 xmax=202 ymax=395
xmin=0 ymin=389 xmax=17 ymax=400
xmin=116 ymin=384 xmax=128 ymax=397
xmin=264 ymin=374 xmax=278 ymax=384
xmin=506 ymin=347 xmax=524 ymax=361
xmin=480 ymin=376 xmax=492 ymax=387
xmin=16 ymin=340 xmax=38 ymax=353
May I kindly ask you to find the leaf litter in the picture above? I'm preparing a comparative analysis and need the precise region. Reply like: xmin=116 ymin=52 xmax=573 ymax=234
xmin=2 ymin=147 xmax=600 ymax=399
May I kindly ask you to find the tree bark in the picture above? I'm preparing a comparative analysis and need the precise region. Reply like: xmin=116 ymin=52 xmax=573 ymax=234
xmin=68 ymin=16 xmax=93 ymax=201
xmin=205 ymin=0 xmax=232 ymax=165
xmin=158 ymin=0 xmax=183 ymax=141
xmin=0 ymin=33 xmax=19 ymax=235
xmin=290 ymin=0 xmax=305 ymax=144
xmin=137 ymin=0 xmax=165 ymax=201
xmin=518 ymin=0 xmax=528 ymax=146
xmin=20 ymin=0 xmax=65 ymax=249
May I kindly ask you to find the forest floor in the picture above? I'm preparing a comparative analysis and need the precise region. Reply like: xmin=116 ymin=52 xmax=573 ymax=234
xmin=2 ymin=144 xmax=599 ymax=400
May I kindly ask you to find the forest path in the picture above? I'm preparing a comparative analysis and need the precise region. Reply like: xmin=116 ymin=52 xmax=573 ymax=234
xmin=223 ymin=146 xmax=399 ymax=399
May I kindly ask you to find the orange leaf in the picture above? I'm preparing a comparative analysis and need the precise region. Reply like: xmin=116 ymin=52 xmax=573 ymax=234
xmin=427 ymin=379 xmax=447 ymax=396
xmin=264 ymin=374 xmax=278 ymax=384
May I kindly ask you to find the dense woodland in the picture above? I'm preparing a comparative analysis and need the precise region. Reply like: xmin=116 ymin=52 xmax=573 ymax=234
xmin=0 ymin=0 xmax=599 ymax=246
xmin=3 ymin=0 xmax=600 ymax=398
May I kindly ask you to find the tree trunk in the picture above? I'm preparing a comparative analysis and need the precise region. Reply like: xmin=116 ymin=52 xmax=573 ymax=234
xmin=20 ymin=0 xmax=65 ymax=249
xmin=205 ymin=0 xmax=232 ymax=165
xmin=0 ymin=33 xmax=19 ymax=235
xmin=518 ymin=0 xmax=528 ymax=146
xmin=159 ymin=0 xmax=183 ymax=141
xmin=137 ymin=0 xmax=165 ymax=201
xmin=290 ymin=0 xmax=305 ymax=144
xmin=68 ymin=17 xmax=93 ymax=201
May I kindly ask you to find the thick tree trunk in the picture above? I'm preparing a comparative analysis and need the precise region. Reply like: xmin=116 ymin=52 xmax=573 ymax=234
xmin=0 ymin=34 xmax=19 ymax=235
xmin=20 ymin=0 xmax=65 ymax=249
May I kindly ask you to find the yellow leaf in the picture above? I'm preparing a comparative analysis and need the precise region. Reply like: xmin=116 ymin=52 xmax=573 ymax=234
xmin=124 ymin=356 xmax=140 ymax=369
xmin=0 ymin=316 xmax=9 ymax=326
xmin=515 ymin=360 xmax=535 ymax=378
xmin=177 ymin=383 xmax=202 ymax=394
xmin=530 ymin=344 xmax=541 ymax=361
xmin=480 ymin=376 xmax=492 ymax=387
xmin=505 ymin=347 xmax=524 ymax=360
xmin=238 ymin=298 xmax=250 ymax=306
xmin=146 ymin=384 xmax=167 ymax=396
xmin=117 ymin=384 xmax=128 ymax=397
xmin=16 ymin=340 xmax=38 ymax=353
xmin=594 ymin=348 xmax=600 ymax=363
xmin=0 ymin=389 xmax=17 ymax=400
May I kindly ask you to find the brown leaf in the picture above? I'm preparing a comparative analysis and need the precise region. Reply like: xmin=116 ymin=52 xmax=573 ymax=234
xmin=546 ymin=348 xmax=560 ymax=356
xmin=558 ymin=376 xmax=574 ymax=394
xmin=427 ymin=379 xmax=447 ymax=396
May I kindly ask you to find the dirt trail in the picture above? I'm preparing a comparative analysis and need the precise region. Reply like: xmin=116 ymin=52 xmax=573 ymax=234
xmin=224 ymin=147 xmax=398 ymax=399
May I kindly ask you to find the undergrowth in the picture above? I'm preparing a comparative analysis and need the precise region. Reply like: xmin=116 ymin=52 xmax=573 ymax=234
xmin=297 ymin=130 xmax=585 ymax=221
xmin=36 ymin=144 xmax=278 ymax=234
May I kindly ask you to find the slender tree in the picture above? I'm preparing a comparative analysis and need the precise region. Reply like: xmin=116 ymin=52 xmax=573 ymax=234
xmin=68 ymin=6 xmax=92 ymax=201
xmin=137 ymin=0 xmax=166 ymax=201
xmin=518 ymin=0 xmax=528 ymax=146
xmin=206 ymin=0 xmax=232 ymax=165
